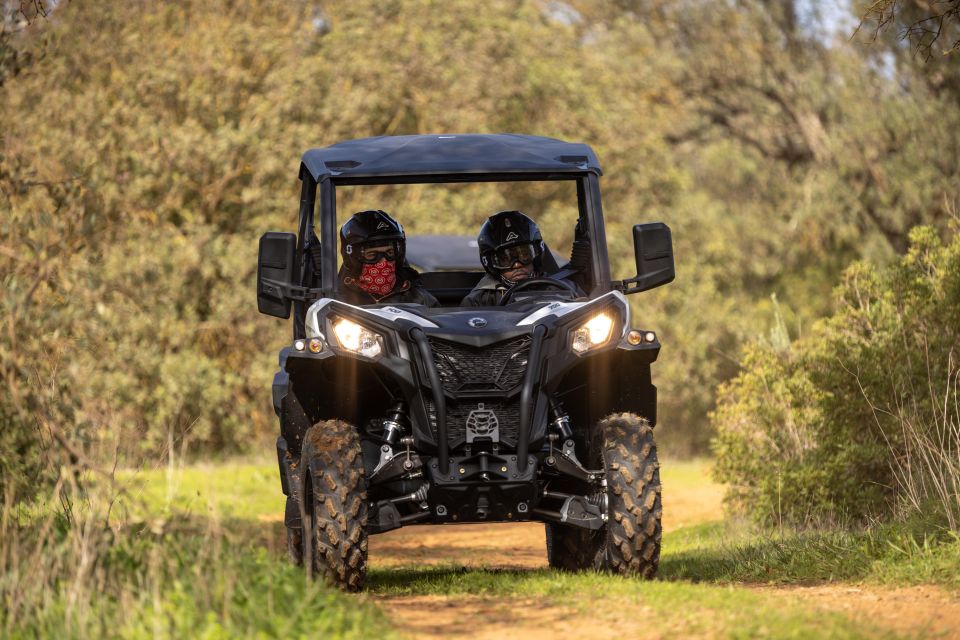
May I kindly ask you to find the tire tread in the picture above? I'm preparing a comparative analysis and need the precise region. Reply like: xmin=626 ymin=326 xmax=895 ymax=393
xmin=301 ymin=420 xmax=368 ymax=591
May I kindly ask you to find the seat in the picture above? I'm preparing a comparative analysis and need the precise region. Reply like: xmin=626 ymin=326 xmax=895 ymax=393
xmin=419 ymin=271 xmax=485 ymax=305
xmin=421 ymin=248 xmax=569 ymax=306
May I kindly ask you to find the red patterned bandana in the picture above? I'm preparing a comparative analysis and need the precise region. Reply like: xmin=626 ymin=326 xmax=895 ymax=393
xmin=357 ymin=258 xmax=397 ymax=297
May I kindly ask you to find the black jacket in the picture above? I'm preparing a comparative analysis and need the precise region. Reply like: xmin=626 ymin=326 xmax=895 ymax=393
xmin=460 ymin=274 xmax=510 ymax=307
xmin=337 ymin=265 xmax=440 ymax=307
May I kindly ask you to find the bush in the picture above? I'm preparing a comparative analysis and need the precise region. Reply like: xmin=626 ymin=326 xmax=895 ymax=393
xmin=0 ymin=472 xmax=391 ymax=638
xmin=4 ymin=0 xmax=960 ymax=488
xmin=713 ymin=226 xmax=960 ymax=527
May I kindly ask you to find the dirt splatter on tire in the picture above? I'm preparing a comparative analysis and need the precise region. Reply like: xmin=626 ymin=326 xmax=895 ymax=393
xmin=599 ymin=413 xmax=661 ymax=577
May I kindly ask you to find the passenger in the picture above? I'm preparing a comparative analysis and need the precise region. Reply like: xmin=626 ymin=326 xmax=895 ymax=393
xmin=338 ymin=210 xmax=439 ymax=307
xmin=461 ymin=210 xmax=583 ymax=306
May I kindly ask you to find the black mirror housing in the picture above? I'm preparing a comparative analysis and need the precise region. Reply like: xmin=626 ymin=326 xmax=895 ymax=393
xmin=621 ymin=222 xmax=674 ymax=294
xmin=257 ymin=232 xmax=297 ymax=318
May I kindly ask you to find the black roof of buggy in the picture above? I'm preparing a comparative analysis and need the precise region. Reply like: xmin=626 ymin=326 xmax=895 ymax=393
xmin=299 ymin=134 xmax=602 ymax=182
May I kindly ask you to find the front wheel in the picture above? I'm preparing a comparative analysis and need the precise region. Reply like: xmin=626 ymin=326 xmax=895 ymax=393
xmin=300 ymin=420 xmax=368 ymax=591
xmin=286 ymin=527 xmax=303 ymax=566
xmin=546 ymin=413 xmax=661 ymax=577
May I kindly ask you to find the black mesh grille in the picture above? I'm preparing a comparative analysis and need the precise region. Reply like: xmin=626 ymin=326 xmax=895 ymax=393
xmin=427 ymin=399 xmax=521 ymax=446
xmin=428 ymin=336 xmax=531 ymax=393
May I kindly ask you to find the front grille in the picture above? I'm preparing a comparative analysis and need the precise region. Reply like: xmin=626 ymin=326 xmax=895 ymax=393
xmin=427 ymin=398 xmax=521 ymax=446
xmin=428 ymin=336 xmax=531 ymax=393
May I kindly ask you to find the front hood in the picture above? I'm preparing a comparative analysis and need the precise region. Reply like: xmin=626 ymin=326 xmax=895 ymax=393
xmin=305 ymin=292 xmax=629 ymax=346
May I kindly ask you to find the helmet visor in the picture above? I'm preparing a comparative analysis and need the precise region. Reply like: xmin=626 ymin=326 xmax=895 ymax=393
xmin=490 ymin=243 xmax=538 ymax=269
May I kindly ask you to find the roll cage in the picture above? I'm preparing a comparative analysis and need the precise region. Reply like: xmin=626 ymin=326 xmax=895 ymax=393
xmin=303 ymin=173 xmax=605 ymax=289
xmin=258 ymin=134 xmax=674 ymax=337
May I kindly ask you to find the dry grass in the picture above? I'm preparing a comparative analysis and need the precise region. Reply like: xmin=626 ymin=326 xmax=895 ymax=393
xmin=0 ymin=450 xmax=390 ymax=639
xmin=860 ymin=346 xmax=960 ymax=532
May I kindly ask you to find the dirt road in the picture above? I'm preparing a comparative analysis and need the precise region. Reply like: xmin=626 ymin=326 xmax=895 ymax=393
xmin=367 ymin=463 xmax=960 ymax=639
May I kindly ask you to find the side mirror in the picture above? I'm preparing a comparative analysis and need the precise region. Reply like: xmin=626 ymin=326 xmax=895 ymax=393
xmin=622 ymin=222 xmax=674 ymax=294
xmin=257 ymin=232 xmax=297 ymax=318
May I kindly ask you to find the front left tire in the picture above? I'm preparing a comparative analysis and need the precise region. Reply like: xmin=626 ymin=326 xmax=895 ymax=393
xmin=300 ymin=420 xmax=369 ymax=591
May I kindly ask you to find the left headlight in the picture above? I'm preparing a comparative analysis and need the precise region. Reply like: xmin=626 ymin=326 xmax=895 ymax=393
xmin=332 ymin=317 xmax=384 ymax=359
xmin=571 ymin=312 xmax=615 ymax=354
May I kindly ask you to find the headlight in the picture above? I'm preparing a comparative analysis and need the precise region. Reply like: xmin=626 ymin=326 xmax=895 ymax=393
xmin=571 ymin=312 xmax=615 ymax=354
xmin=332 ymin=318 xmax=384 ymax=359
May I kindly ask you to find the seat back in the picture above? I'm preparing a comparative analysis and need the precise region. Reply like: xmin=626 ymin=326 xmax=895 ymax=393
xmin=419 ymin=271 xmax=485 ymax=305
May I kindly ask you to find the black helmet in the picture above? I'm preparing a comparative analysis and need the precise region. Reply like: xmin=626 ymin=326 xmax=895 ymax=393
xmin=477 ymin=210 xmax=544 ymax=285
xmin=339 ymin=209 xmax=406 ymax=273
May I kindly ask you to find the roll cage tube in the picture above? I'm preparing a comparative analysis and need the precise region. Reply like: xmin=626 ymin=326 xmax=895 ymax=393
xmin=294 ymin=173 xmax=317 ymax=339
xmin=581 ymin=174 xmax=612 ymax=296
xmin=318 ymin=177 xmax=337 ymax=298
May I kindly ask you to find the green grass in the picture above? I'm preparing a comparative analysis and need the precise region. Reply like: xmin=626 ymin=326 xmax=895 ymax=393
xmin=9 ymin=458 xmax=958 ymax=639
xmin=661 ymin=456 xmax=716 ymax=487
xmin=117 ymin=460 xmax=282 ymax=520
xmin=659 ymin=519 xmax=960 ymax=588
xmin=7 ymin=523 xmax=395 ymax=639
xmin=132 ymin=459 xmax=960 ymax=617
xmin=366 ymin=566 xmax=902 ymax=638
xmin=3 ymin=459 xmax=394 ymax=640
xmin=657 ymin=459 xmax=960 ymax=590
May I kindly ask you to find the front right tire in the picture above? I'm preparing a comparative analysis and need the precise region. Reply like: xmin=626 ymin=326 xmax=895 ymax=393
xmin=546 ymin=413 xmax=662 ymax=577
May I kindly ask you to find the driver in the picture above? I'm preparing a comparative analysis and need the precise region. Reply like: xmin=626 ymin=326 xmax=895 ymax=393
xmin=338 ymin=209 xmax=439 ymax=307
xmin=461 ymin=210 xmax=581 ymax=306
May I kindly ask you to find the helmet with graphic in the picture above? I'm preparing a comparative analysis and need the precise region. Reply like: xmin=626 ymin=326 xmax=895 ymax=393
xmin=476 ymin=210 xmax=544 ymax=286
xmin=340 ymin=209 xmax=406 ymax=274
xmin=340 ymin=210 xmax=406 ymax=297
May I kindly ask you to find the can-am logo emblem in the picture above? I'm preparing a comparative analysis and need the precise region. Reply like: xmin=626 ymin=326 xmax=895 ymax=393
xmin=468 ymin=317 xmax=487 ymax=328
xmin=466 ymin=403 xmax=500 ymax=443
xmin=505 ymin=231 xmax=519 ymax=242
xmin=376 ymin=221 xmax=390 ymax=230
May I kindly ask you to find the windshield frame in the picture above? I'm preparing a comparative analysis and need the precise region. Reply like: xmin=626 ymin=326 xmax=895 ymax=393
xmin=303 ymin=171 xmax=611 ymax=303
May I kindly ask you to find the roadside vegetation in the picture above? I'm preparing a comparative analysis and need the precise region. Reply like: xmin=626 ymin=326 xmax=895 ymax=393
xmin=713 ymin=225 xmax=960 ymax=529
xmin=7 ymin=458 xmax=953 ymax=638
xmin=663 ymin=519 xmax=960 ymax=588
xmin=3 ymin=0 xmax=960 ymax=636
xmin=1 ymin=458 xmax=393 ymax=638
xmin=4 ymin=1 xmax=959 ymax=482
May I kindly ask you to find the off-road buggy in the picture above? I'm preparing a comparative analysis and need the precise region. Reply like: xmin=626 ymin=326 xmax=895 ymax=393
xmin=257 ymin=134 xmax=675 ymax=591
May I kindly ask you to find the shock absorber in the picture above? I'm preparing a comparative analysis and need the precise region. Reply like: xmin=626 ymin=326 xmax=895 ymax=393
xmin=382 ymin=400 xmax=409 ymax=445
xmin=549 ymin=398 xmax=573 ymax=440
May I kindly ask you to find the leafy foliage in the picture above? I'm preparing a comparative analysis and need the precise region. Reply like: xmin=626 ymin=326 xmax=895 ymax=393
xmin=2 ymin=0 xmax=960 ymax=502
xmin=713 ymin=226 xmax=960 ymax=526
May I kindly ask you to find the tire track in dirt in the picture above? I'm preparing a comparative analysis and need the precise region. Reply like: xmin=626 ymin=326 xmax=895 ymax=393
xmin=365 ymin=468 xmax=960 ymax=639
xmin=368 ymin=523 xmax=652 ymax=640
xmin=366 ymin=469 xmax=726 ymax=639
xmin=759 ymin=584 xmax=960 ymax=639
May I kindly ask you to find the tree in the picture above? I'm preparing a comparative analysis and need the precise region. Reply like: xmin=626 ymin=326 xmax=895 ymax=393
xmin=1 ymin=2 xmax=56 ymax=79
xmin=860 ymin=0 xmax=960 ymax=58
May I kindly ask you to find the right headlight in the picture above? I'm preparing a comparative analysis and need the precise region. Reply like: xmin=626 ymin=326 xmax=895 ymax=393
xmin=331 ymin=317 xmax=384 ymax=359
xmin=571 ymin=312 xmax=615 ymax=354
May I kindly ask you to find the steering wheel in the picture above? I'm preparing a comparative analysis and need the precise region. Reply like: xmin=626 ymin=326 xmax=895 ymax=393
xmin=498 ymin=277 xmax=578 ymax=306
